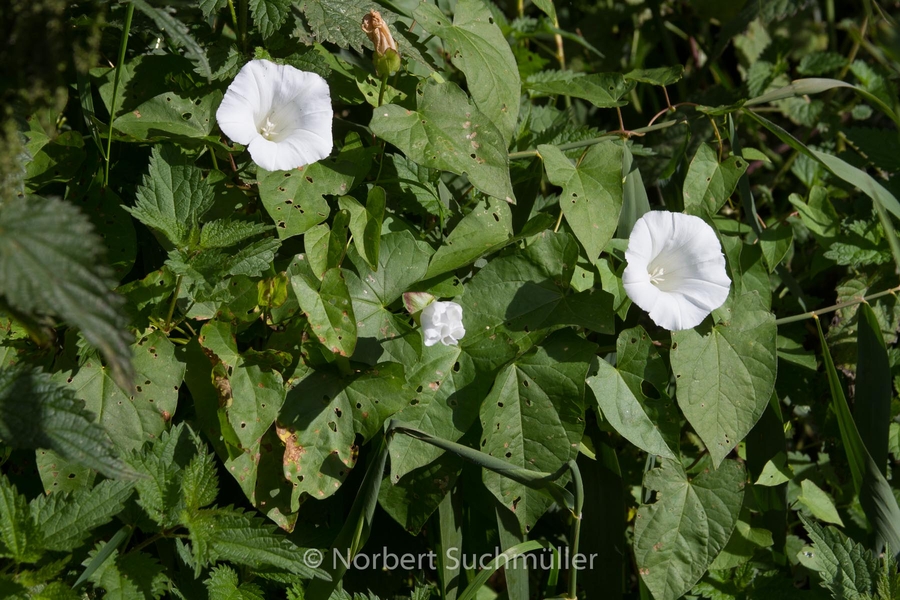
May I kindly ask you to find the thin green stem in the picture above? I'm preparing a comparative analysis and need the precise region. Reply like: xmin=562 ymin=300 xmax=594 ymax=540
xmin=104 ymin=2 xmax=135 ymax=188
xmin=774 ymin=286 xmax=900 ymax=326
xmin=239 ymin=0 xmax=248 ymax=52
xmin=566 ymin=460 xmax=584 ymax=600
xmin=208 ymin=145 xmax=220 ymax=171
xmin=226 ymin=0 xmax=240 ymax=42
xmin=509 ymin=118 xmax=683 ymax=160
xmin=164 ymin=275 xmax=184 ymax=332
xmin=553 ymin=210 xmax=564 ymax=233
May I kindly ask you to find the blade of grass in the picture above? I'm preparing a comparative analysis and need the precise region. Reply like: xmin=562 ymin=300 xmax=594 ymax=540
xmin=73 ymin=525 xmax=131 ymax=588
xmin=815 ymin=316 xmax=900 ymax=556
xmin=104 ymin=1 xmax=134 ymax=188
xmin=456 ymin=540 xmax=551 ymax=600
xmin=438 ymin=490 xmax=463 ymax=600
xmin=387 ymin=421 xmax=576 ymax=512
xmin=856 ymin=303 xmax=892 ymax=475
xmin=307 ymin=435 xmax=388 ymax=600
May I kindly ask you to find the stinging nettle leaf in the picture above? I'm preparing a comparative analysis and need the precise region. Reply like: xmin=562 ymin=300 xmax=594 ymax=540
xmin=0 ymin=195 xmax=133 ymax=388
xmin=128 ymin=0 xmax=212 ymax=79
xmin=249 ymin=0 xmax=291 ymax=39
xmin=0 ymin=367 xmax=135 ymax=479
xmin=128 ymin=145 xmax=215 ymax=248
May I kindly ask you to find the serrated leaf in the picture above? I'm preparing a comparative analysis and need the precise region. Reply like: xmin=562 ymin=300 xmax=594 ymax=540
xmin=540 ymin=141 xmax=624 ymax=262
xmin=799 ymin=514 xmax=878 ymax=599
xmin=205 ymin=565 xmax=265 ymax=600
xmin=181 ymin=447 xmax=219 ymax=511
xmin=480 ymin=330 xmax=596 ymax=533
xmin=414 ymin=0 xmax=521 ymax=144
xmin=86 ymin=542 xmax=168 ymax=600
xmin=290 ymin=265 xmax=357 ymax=357
xmin=184 ymin=506 xmax=327 ymax=579
xmin=683 ymin=144 xmax=748 ymax=216
xmin=587 ymin=326 xmax=678 ymax=459
xmin=670 ymin=293 xmax=777 ymax=466
xmin=797 ymin=51 xmax=846 ymax=76
xmin=66 ymin=330 xmax=185 ymax=453
xmin=300 ymin=0 xmax=383 ymax=53
xmin=128 ymin=145 xmax=215 ymax=248
xmin=128 ymin=0 xmax=212 ymax=79
xmin=0 ymin=475 xmax=42 ymax=564
xmin=370 ymin=80 xmax=515 ymax=203
xmin=634 ymin=459 xmax=745 ymax=600
xmin=0 ymin=196 xmax=132 ymax=387
xmin=525 ymin=71 xmax=635 ymax=108
xmin=127 ymin=424 xmax=196 ymax=527
xmin=199 ymin=0 xmax=227 ymax=18
xmin=279 ymin=363 xmax=409 ymax=504
xmin=426 ymin=197 xmax=514 ymax=278
xmin=200 ymin=220 xmax=272 ymax=250
xmin=30 ymin=479 xmax=134 ymax=552
xmin=257 ymin=135 xmax=373 ymax=239
xmin=0 ymin=367 xmax=133 ymax=478
xmin=249 ymin=0 xmax=290 ymax=38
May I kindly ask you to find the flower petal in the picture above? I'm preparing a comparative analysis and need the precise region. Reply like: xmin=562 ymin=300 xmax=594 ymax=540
xmin=216 ymin=60 xmax=277 ymax=145
xmin=623 ymin=211 xmax=731 ymax=331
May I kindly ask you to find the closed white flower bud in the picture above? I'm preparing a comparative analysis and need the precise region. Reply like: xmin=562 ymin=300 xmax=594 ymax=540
xmin=421 ymin=301 xmax=465 ymax=347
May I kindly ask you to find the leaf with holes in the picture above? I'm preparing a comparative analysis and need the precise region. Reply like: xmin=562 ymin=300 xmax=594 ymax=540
xmin=290 ymin=263 xmax=357 ymax=357
xmin=540 ymin=141 xmax=624 ymax=263
xmin=587 ymin=326 xmax=679 ymax=459
xmin=480 ymin=330 xmax=597 ymax=533
xmin=683 ymin=144 xmax=747 ymax=217
xmin=414 ymin=0 xmax=520 ymax=144
xmin=257 ymin=134 xmax=374 ymax=239
xmin=370 ymin=80 xmax=515 ymax=203
xmin=64 ymin=330 xmax=185 ymax=453
xmin=634 ymin=459 xmax=745 ymax=600
xmin=670 ymin=292 xmax=777 ymax=466
xmin=387 ymin=344 xmax=487 ymax=481
xmin=426 ymin=198 xmax=514 ymax=278
xmin=278 ymin=362 xmax=409 ymax=504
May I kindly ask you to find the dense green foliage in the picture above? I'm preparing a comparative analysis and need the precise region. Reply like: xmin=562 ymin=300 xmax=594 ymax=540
xmin=1 ymin=0 xmax=900 ymax=598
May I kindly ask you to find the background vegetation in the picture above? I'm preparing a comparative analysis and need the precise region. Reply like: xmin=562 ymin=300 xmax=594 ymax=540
xmin=1 ymin=0 xmax=900 ymax=598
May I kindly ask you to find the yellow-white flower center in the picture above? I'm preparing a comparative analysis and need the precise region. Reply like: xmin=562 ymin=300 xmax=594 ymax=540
xmin=649 ymin=265 xmax=666 ymax=286
xmin=259 ymin=116 xmax=279 ymax=140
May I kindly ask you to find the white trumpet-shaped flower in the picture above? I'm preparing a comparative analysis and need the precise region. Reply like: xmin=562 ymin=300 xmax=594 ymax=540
xmin=216 ymin=59 xmax=333 ymax=171
xmin=623 ymin=211 xmax=731 ymax=331
xmin=421 ymin=301 xmax=466 ymax=347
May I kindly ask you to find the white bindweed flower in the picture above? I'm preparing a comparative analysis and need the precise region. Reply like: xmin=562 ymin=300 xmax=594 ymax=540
xmin=421 ymin=301 xmax=466 ymax=347
xmin=216 ymin=59 xmax=333 ymax=171
xmin=623 ymin=211 xmax=731 ymax=331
